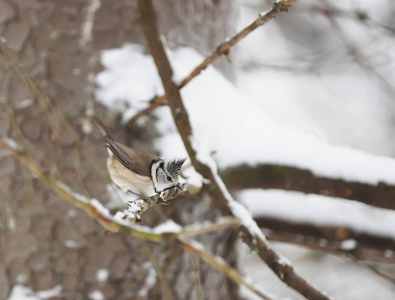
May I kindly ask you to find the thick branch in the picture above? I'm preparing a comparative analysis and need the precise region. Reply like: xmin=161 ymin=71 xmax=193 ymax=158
xmin=221 ymin=164 xmax=395 ymax=211
xmin=137 ymin=1 xmax=330 ymax=299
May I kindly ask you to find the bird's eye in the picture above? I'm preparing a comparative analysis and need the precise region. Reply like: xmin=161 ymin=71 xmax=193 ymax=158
xmin=167 ymin=176 xmax=172 ymax=181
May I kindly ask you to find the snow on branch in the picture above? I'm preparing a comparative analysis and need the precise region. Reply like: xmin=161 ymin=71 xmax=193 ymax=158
xmin=127 ymin=0 xmax=297 ymax=128
xmin=136 ymin=0 xmax=330 ymax=299
xmin=222 ymin=164 xmax=395 ymax=211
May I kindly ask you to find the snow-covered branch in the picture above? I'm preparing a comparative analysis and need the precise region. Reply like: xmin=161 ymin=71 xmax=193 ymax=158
xmin=137 ymin=1 xmax=330 ymax=299
xmin=222 ymin=164 xmax=395 ymax=211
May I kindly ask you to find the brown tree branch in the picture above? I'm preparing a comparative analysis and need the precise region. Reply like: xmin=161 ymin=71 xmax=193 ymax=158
xmin=137 ymin=1 xmax=331 ymax=299
xmin=128 ymin=0 xmax=295 ymax=128
xmin=221 ymin=164 xmax=395 ymax=211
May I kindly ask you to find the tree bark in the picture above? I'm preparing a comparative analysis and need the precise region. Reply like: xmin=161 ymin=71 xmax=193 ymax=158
xmin=0 ymin=1 xmax=238 ymax=299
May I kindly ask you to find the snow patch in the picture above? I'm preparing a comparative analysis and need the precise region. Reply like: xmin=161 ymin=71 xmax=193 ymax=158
xmin=96 ymin=269 xmax=109 ymax=283
xmin=239 ymin=189 xmax=395 ymax=238
xmin=89 ymin=290 xmax=104 ymax=300
xmin=90 ymin=199 xmax=111 ymax=217
xmin=153 ymin=219 xmax=182 ymax=234
xmin=7 ymin=285 xmax=62 ymax=300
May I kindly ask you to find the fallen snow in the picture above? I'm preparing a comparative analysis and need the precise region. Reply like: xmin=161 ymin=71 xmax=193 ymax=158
xmin=239 ymin=189 xmax=395 ymax=239
xmin=35 ymin=286 xmax=62 ymax=299
xmin=7 ymin=285 xmax=40 ymax=300
xmin=153 ymin=219 xmax=182 ymax=234
xmin=96 ymin=44 xmax=163 ymax=112
xmin=7 ymin=285 xmax=62 ymax=300
xmin=89 ymin=290 xmax=104 ymax=300
xmin=96 ymin=269 xmax=109 ymax=283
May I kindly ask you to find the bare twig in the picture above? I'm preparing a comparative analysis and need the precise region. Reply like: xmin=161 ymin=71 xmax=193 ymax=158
xmin=80 ymin=0 xmax=101 ymax=47
xmin=128 ymin=0 xmax=295 ymax=127
xmin=137 ymin=1 xmax=330 ymax=299
xmin=179 ymin=217 xmax=240 ymax=238
xmin=143 ymin=241 xmax=175 ymax=300
xmin=321 ymin=0 xmax=395 ymax=99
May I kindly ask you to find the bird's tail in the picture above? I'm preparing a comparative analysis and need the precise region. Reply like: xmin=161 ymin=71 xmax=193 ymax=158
xmin=91 ymin=116 xmax=114 ymax=141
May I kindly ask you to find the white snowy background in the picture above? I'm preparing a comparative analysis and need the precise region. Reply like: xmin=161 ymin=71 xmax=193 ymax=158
xmin=10 ymin=0 xmax=395 ymax=299
xmin=236 ymin=1 xmax=395 ymax=299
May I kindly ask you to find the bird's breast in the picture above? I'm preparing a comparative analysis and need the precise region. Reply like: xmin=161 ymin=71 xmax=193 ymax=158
xmin=107 ymin=157 xmax=156 ymax=197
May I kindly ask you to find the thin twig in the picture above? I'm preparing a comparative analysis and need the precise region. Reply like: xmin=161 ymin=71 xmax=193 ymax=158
xmin=128 ymin=0 xmax=295 ymax=127
xmin=321 ymin=0 xmax=395 ymax=99
xmin=143 ymin=241 xmax=175 ymax=300
xmin=179 ymin=217 xmax=240 ymax=238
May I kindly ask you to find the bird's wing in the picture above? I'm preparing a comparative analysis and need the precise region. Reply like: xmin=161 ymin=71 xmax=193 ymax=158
xmin=92 ymin=116 xmax=160 ymax=177
xmin=105 ymin=139 xmax=159 ymax=178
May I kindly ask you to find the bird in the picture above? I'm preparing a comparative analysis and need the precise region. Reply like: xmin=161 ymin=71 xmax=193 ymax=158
xmin=92 ymin=116 xmax=185 ymax=198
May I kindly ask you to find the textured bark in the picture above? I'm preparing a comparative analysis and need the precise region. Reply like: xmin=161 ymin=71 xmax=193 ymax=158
xmin=0 ymin=1 xmax=237 ymax=300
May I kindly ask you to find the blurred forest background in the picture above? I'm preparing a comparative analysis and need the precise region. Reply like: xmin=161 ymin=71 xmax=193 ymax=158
xmin=1 ymin=0 xmax=395 ymax=299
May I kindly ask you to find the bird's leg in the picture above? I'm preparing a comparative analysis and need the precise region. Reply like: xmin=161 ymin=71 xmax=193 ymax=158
xmin=157 ymin=190 xmax=170 ymax=205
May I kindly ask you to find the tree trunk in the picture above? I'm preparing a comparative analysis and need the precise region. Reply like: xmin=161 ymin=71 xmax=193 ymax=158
xmin=0 ymin=1 xmax=238 ymax=299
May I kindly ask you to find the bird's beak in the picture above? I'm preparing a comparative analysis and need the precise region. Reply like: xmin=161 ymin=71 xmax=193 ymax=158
xmin=175 ymin=184 xmax=182 ymax=190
